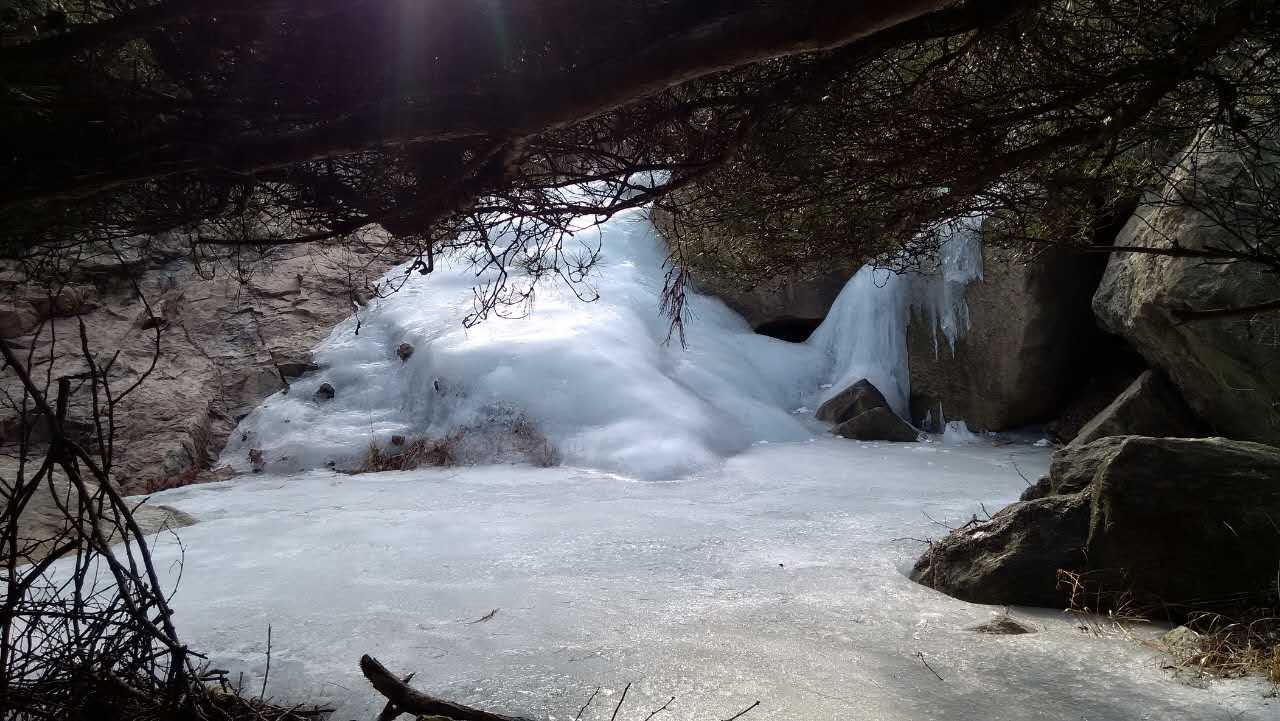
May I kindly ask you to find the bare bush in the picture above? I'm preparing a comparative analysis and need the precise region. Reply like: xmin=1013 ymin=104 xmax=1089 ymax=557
xmin=1168 ymin=611 xmax=1280 ymax=684
xmin=360 ymin=434 xmax=462 ymax=473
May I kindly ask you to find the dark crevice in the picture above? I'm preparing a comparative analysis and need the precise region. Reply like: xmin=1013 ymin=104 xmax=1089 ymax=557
xmin=754 ymin=316 xmax=824 ymax=343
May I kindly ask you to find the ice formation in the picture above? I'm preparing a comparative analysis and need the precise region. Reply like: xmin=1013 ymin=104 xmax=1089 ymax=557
xmin=908 ymin=215 xmax=985 ymax=357
xmin=224 ymin=208 xmax=918 ymax=478
xmin=223 ymin=204 xmax=998 ymax=478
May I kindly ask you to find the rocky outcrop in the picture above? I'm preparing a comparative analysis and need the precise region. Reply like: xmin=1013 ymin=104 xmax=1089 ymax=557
xmin=1071 ymin=370 xmax=1205 ymax=446
xmin=0 ymin=237 xmax=396 ymax=493
xmin=907 ymin=245 xmax=1109 ymax=432
xmin=913 ymin=436 xmax=1280 ymax=616
xmin=819 ymin=378 xmax=919 ymax=442
xmin=1093 ymin=133 xmax=1280 ymax=445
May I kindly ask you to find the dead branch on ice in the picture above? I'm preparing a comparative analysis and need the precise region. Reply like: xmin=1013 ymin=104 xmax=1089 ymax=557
xmin=361 ymin=655 xmax=536 ymax=721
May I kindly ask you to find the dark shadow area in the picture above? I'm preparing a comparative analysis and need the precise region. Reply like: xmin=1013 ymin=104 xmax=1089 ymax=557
xmin=755 ymin=316 xmax=824 ymax=342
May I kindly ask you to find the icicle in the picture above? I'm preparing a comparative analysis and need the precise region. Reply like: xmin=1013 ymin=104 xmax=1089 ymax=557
xmin=910 ymin=216 xmax=985 ymax=357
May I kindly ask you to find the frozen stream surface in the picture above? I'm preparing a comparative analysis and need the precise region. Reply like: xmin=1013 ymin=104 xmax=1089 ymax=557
xmin=138 ymin=440 xmax=1274 ymax=721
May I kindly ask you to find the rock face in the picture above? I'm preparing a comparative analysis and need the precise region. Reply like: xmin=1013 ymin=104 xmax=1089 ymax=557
xmin=913 ymin=436 xmax=1280 ymax=616
xmin=1093 ymin=134 xmax=1280 ymax=445
xmin=907 ymin=246 xmax=1109 ymax=432
xmin=0 ymin=237 xmax=395 ymax=493
xmin=1071 ymin=370 xmax=1205 ymax=446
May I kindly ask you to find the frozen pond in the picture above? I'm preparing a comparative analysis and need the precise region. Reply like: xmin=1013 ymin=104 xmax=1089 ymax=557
xmin=138 ymin=439 xmax=1274 ymax=721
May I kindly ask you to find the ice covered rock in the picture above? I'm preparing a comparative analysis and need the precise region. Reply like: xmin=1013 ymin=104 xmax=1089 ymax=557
xmin=914 ymin=436 xmax=1280 ymax=616
xmin=1070 ymin=370 xmax=1205 ymax=446
xmin=834 ymin=407 xmax=919 ymax=443
xmin=1093 ymin=130 xmax=1280 ymax=444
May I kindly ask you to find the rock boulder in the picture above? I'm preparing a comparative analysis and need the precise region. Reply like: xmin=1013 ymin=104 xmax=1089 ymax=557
xmin=911 ymin=493 xmax=1091 ymax=607
xmin=834 ymin=407 xmax=920 ymax=443
xmin=816 ymin=378 xmax=892 ymax=424
xmin=913 ymin=436 xmax=1280 ymax=617
xmin=1093 ymin=132 xmax=1280 ymax=445
xmin=1070 ymin=370 xmax=1206 ymax=446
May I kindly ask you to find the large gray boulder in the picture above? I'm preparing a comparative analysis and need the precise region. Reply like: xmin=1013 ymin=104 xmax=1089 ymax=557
xmin=907 ymin=245 xmax=1108 ymax=432
xmin=1070 ymin=370 xmax=1206 ymax=446
xmin=1093 ymin=133 xmax=1280 ymax=445
xmin=913 ymin=436 xmax=1280 ymax=616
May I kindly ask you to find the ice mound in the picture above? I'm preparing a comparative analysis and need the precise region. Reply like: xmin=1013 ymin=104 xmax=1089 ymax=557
xmin=223 ymin=208 xmax=985 ymax=479
xmin=225 ymin=210 xmax=832 ymax=478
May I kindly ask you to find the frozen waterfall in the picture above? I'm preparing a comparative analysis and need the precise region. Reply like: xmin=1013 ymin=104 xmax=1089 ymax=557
xmin=224 ymin=208 xmax=985 ymax=478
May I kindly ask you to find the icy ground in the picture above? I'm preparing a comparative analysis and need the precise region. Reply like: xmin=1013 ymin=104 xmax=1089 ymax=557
xmin=138 ymin=441 xmax=1274 ymax=721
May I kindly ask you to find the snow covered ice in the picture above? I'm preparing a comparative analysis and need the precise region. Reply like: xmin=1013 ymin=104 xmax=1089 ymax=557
xmin=96 ymin=209 xmax=1273 ymax=719
xmin=135 ymin=442 xmax=1272 ymax=721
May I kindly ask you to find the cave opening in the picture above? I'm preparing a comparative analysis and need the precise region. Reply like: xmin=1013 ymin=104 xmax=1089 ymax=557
xmin=754 ymin=316 xmax=825 ymax=343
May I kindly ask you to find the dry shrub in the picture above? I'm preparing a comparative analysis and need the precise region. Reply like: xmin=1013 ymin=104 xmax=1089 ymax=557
xmin=1168 ymin=611 xmax=1280 ymax=684
xmin=1059 ymin=569 xmax=1280 ymax=685
xmin=359 ymin=433 xmax=461 ymax=472
xmin=511 ymin=413 xmax=562 ymax=468
xmin=1057 ymin=568 xmax=1147 ymax=631
xmin=358 ymin=413 xmax=562 ymax=473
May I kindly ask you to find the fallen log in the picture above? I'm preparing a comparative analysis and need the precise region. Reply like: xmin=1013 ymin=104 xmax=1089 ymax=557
xmin=360 ymin=655 xmax=537 ymax=721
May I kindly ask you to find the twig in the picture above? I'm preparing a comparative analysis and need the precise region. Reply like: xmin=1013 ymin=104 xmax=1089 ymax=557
xmin=260 ymin=624 xmax=272 ymax=701
xmin=721 ymin=700 xmax=761 ymax=721
xmin=468 ymin=608 xmax=500 ymax=624
xmin=575 ymin=687 xmax=601 ymax=721
xmin=610 ymin=683 xmax=631 ymax=721
xmin=913 ymin=651 xmax=944 ymax=681
xmin=642 ymin=697 xmax=675 ymax=721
